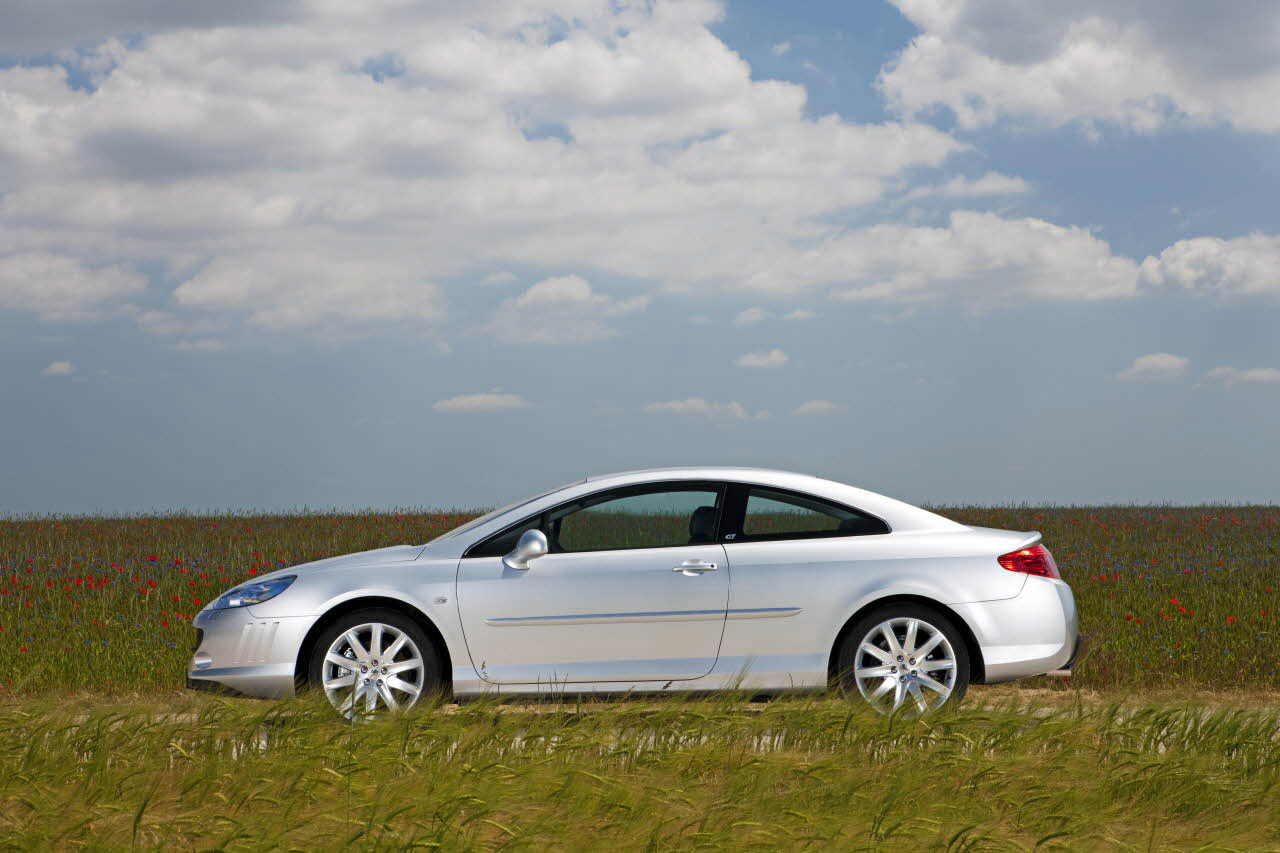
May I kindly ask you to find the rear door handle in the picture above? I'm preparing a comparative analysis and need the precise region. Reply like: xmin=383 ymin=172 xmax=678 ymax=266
xmin=674 ymin=560 xmax=718 ymax=575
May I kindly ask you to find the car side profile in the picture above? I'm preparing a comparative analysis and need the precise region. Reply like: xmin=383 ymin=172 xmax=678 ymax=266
xmin=188 ymin=468 xmax=1079 ymax=716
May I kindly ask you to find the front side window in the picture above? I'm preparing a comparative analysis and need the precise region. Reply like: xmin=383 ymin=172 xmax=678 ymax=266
xmin=736 ymin=487 xmax=888 ymax=540
xmin=549 ymin=486 xmax=723 ymax=553
xmin=466 ymin=518 xmax=543 ymax=558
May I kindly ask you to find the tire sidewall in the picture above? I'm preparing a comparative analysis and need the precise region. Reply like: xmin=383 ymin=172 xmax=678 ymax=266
xmin=837 ymin=603 xmax=970 ymax=707
xmin=307 ymin=607 xmax=442 ymax=703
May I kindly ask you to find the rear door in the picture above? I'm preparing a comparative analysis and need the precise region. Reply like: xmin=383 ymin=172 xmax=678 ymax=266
xmin=456 ymin=482 xmax=730 ymax=684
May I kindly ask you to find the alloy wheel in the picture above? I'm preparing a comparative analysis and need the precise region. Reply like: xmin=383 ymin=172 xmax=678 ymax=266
xmin=852 ymin=616 xmax=957 ymax=714
xmin=321 ymin=621 xmax=425 ymax=718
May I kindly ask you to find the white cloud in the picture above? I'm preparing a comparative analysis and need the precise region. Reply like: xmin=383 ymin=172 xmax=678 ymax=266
xmin=41 ymin=360 xmax=75 ymax=376
xmin=5 ymin=0 xmax=1277 ymax=336
xmin=175 ymin=338 xmax=225 ymax=352
xmin=0 ymin=252 xmax=144 ymax=322
xmin=173 ymin=252 xmax=444 ymax=331
xmin=771 ymin=41 xmax=791 ymax=56
xmin=487 ymin=275 xmax=646 ymax=344
xmin=433 ymin=391 xmax=531 ymax=412
xmin=792 ymin=399 xmax=837 ymax=416
xmin=644 ymin=397 xmax=767 ymax=420
xmin=902 ymin=171 xmax=1031 ymax=201
xmin=735 ymin=348 xmax=788 ymax=368
xmin=783 ymin=308 xmax=817 ymax=320
xmin=827 ymin=211 xmax=1140 ymax=306
xmin=0 ymin=1 xmax=965 ymax=334
xmin=880 ymin=0 xmax=1280 ymax=133
xmin=1207 ymin=366 xmax=1280 ymax=385
xmin=134 ymin=308 xmax=226 ymax=338
xmin=1117 ymin=353 xmax=1190 ymax=381
xmin=733 ymin=306 xmax=767 ymax=326
xmin=1140 ymin=234 xmax=1280 ymax=298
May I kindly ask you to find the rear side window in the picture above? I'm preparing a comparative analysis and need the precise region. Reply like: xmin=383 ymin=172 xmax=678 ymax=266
xmin=736 ymin=487 xmax=888 ymax=540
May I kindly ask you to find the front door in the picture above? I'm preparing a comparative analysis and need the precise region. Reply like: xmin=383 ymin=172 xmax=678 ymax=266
xmin=456 ymin=483 xmax=730 ymax=684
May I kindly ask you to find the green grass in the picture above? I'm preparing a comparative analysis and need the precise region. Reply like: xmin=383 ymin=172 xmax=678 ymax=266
xmin=1 ymin=505 xmax=1277 ymax=692
xmin=2 ymin=691 xmax=1279 ymax=851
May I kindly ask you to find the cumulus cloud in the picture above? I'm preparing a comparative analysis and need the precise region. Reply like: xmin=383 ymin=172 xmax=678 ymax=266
xmin=733 ymin=307 xmax=767 ymax=326
xmin=783 ymin=308 xmax=817 ymax=320
xmin=1207 ymin=366 xmax=1280 ymax=385
xmin=41 ymin=360 xmax=76 ymax=376
xmin=1140 ymin=234 xmax=1280 ymax=298
xmin=735 ymin=348 xmax=788 ymax=368
xmin=486 ymin=275 xmax=646 ymax=344
xmin=0 ymin=0 xmax=963 ymax=333
xmin=1117 ymin=353 xmax=1190 ymax=381
xmin=645 ymin=397 xmax=768 ymax=419
xmin=828 ymin=211 xmax=1140 ymax=306
xmin=433 ymin=391 xmax=531 ymax=412
xmin=4 ymin=0 xmax=1277 ymax=336
xmin=792 ymin=399 xmax=837 ymax=416
xmin=880 ymin=0 xmax=1280 ymax=133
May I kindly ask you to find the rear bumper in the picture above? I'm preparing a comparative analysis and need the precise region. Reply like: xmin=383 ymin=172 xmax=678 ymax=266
xmin=185 ymin=607 xmax=314 ymax=698
xmin=952 ymin=576 xmax=1078 ymax=684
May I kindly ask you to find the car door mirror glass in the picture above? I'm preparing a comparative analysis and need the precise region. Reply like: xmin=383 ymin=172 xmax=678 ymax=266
xmin=502 ymin=528 xmax=548 ymax=570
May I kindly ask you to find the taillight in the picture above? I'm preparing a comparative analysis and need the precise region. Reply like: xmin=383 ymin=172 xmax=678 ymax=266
xmin=998 ymin=543 xmax=1060 ymax=580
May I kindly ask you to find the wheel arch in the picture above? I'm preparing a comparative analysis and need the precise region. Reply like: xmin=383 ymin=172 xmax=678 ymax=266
xmin=827 ymin=594 xmax=987 ymax=685
xmin=294 ymin=596 xmax=454 ymax=694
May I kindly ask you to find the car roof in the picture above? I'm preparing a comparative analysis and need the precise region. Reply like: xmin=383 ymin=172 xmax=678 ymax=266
xmin=424 ymin=467 xmax=963 ymax=555
xmin=579 ymin=467 xmax=961 ymax=531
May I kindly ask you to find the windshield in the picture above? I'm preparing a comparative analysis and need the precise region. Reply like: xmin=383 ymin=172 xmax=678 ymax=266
xmin=425 ymin=479 xmax=584 ymax=544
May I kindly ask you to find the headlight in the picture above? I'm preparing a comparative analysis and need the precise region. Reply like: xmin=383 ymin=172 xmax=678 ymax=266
xmin=211 ymin=576 xmax=296 ymax=609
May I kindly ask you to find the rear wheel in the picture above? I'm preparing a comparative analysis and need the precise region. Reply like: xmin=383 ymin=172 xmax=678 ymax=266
xmin=307 ymin=608 xmax=442 ymax=719
xmin=836 ymin=604 xmax=969 ymax=715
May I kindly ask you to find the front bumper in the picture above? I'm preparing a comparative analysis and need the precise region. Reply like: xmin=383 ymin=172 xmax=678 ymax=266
xmin=952 ymin=576 xmax=1079 ymax=684
xmin=186 ymin=606 xmax=315 ymax=698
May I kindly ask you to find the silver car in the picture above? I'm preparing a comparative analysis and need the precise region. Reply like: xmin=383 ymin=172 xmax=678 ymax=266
xmin=188 ymin=467 xmax=1079 ymax=716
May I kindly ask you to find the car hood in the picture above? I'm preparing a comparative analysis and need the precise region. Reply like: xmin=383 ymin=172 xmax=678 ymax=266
xmin=247 ymin=544 xmax=426 ymax=584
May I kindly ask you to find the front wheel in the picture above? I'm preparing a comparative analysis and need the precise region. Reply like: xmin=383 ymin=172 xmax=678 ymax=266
xmin=307 ymin=608 xmax=442 ymax=719
xmin=836 ymin=604 xmax=969 ymax=715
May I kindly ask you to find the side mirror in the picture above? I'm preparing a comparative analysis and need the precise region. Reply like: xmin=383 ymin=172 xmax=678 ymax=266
xmin=502 ymin=529 xmax=548 ymax=571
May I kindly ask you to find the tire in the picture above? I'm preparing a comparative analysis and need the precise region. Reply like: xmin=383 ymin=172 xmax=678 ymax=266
xmin=307 ymin=607 xmax=442 ymax=718
xmin=836 ymin=603 xmax=969 ymax=715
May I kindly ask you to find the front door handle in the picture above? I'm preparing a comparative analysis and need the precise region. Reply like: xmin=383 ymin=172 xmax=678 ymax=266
xmin=674 ymin=560 xmax=718 ymax=575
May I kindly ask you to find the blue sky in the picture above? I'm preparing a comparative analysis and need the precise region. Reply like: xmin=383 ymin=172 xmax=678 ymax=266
xmin=2 ymin=0 xmax=1278 ymax=513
